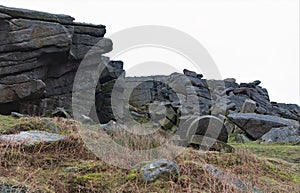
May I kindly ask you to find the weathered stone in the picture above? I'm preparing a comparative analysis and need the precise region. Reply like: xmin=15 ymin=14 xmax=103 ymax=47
xmin=41 ymin=118 xmax=59 ymax=133
xmin=140 ymin=159 xmax=179 ymax=182
xmin=0 ymin=6 xmax=116 ymax=121
xmin=227 ymin=113 xmax=300 ymax=139
xmin=0 ymin=5 xmax=74 ymax=24
xmin=0 ymin=80 xmax=46 ymax=103
xmin=255 ymin=106 xmax=267 ymax=114
xmin=11 ymin=112 xmax=29 ymax=118
xmin=235 ymin=134 xmax=251 ymax=143
xmin=183 ymin=69 xmax=197 ymax=77
xmin=240 ymin=99 xmax=256 ymax=113
xmin=261 ymin=126 xmax=300 ymax=144
xmin=224 ymin=78 xmax=236 ymax=83
xmin=185 ymin=115 xmax=228 ymax=143
xmin=80 ymin=115 xmax=94 ymax=124
xmin=0 ymin=130 xmax=65 ymax=145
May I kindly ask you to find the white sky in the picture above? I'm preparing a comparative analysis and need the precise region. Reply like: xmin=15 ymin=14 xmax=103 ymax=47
xmin=0 ymin=0 xmax=299 ymax=105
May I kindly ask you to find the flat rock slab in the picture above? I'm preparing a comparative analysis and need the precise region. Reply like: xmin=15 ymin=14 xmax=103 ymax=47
xmin=0 ymin=130 xmax=65 ymax=145
xmin=227 ymin=113 xmax=299 ymax=139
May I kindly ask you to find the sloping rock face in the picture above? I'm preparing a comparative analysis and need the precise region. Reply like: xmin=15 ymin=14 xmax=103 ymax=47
xmin=0 ymin=5 xmax=120 ymax=118
xmin=227 ymin=113 xmax=300 ymax=139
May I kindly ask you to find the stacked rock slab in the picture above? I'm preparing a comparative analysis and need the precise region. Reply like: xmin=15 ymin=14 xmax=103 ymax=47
xmin=0 ymin=5 xmax=123 ymax=121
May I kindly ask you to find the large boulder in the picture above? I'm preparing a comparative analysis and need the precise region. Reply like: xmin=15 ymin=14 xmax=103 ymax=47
xmin=227 ymin=113 xmax=300 ymax=139
xmin=261 ymin=126 xmax=300 ymax=144
xmin=185 ymin=115 xmax=228 ymax=143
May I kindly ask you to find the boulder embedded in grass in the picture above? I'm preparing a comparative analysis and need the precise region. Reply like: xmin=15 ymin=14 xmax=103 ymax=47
xmin=140 ymin=159 xmax=179 ymax=182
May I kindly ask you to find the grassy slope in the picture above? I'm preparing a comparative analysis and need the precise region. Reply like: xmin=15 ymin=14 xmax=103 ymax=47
xmin=0 ymin=115 xmax=299 ymax=193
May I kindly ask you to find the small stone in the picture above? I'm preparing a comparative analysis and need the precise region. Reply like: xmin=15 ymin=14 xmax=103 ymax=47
xmin=141 ymin=159 xmax=179 ymax=182
xmin=52 ymin=107 xmax=72 ymax=119
xmin=64 ymin=166 xmax=79 ymax=173
xmin=42 ymin=118 xmax=59 ymax=133
xmin=11 ymin=112 xmax=29 ymax=118
xmin=252 ymin=80 xmax=261 ymax=86
xmin=224 ymin=78 xmax=236 ymax=83
xmin=81 ymin=115 xmax=94 ymax=124
xmin=183 ymin=69 xmax=197 ymax=77
xmin=196 ymin=74 xmax=204 ymax=79
xmin=235 ymin=134 xmax=251 ymax=143
xmin=240 ymin=99 xmax=256 ymax=113
xmin=255 ymin=106 xmax=267 ymax=114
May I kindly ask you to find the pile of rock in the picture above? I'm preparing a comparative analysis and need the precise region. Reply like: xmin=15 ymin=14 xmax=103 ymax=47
xmin=0 ymin=5 xmax=299 ymax=148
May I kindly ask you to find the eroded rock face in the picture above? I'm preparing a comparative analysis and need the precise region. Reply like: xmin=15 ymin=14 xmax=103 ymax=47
xmin=227 ymin=113 xmax=300 ymax=139
xmin=0 ymin=5 xmax=119 ymax=121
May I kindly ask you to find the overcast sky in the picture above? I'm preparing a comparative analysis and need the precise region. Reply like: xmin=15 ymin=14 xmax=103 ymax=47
xmin=1 ymin=0 xmax=299 ymax=104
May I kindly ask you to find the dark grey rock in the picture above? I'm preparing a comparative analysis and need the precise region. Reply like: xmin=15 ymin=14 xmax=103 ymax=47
xmin=0 ymin=80 xmax=46 ymax=103
xmin=224 ymin=78 xmax=236 ymax=83
xmin=189 ymin=135 xmax=234 ymax=152
xmin=141 ymin=159 xmax=179 ymax=182
xmin=240 ymin=99 xmax=256 ymax=113
xmin=261 ymin=126 xmax=300 ymax=144
xmin=0 ymin=5 xmax=74 ymax=24
xmin=255 ymin=106 xmax=267 ymax=114
xmin=183 ymin=69 xmax=197 ymax=77
xmin=184 ymin=115 xmax=228 ymax=143
xmin=227 ymin=113 xmax=299 ymax=139
xmin=0 ymin=5 xmax=115 ymax=120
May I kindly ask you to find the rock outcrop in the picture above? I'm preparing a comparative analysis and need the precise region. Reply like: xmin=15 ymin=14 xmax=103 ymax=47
xmin=0 ymin=5 xmax=120 ymax=119
xmin=0 ymin=5 xmax=299 ymax=147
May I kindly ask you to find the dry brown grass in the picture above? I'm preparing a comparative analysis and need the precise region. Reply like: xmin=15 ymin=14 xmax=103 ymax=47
xmin=0 ymin=116 xmax=299 ymax=192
